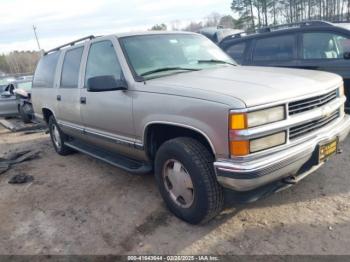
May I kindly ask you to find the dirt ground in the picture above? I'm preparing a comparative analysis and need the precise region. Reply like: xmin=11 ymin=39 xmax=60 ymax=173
xmin=0 ymin=123 xmax=349 ymax=255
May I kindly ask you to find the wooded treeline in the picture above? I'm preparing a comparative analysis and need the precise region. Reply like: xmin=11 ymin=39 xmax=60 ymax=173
xmin=0 ymin=51 xmax=40 ymax=75
xmin=3 ymin=1 xmax=350 ymax=75
xmin=232 ymin=0 xmax=350 ymax=30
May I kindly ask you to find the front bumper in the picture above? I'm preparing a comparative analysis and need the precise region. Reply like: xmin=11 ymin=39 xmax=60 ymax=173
xmin=214 ymin=114 xmax=350 ymax=192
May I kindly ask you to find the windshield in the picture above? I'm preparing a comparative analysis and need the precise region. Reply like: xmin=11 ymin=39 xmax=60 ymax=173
xmin=120 ymin=34 xmax=236 ymax=80
xmin=17 ymin=81 xmax=32 ymax=91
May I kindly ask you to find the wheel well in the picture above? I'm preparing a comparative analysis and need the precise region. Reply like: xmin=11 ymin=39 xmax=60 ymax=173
xmin=145 ymin=124 xmax=214 ymax=160
xmin=42 ymin=108 xmax=53 ymax=124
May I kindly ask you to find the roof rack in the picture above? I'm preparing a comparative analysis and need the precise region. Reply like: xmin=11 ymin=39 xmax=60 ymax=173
xmin=257 ymin=20 xmax=333 ymax=33
xmin=44 ymin=35 xmax=96 ymax=55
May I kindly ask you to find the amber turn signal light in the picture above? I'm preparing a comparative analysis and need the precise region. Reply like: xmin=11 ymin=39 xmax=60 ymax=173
xmin=230 ymin=113 xmax=247 ymax=130
xmin=230 ymin=140 xmax=250 ymax=156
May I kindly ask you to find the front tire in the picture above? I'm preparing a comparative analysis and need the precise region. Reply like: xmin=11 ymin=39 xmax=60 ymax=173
xmin=48 ymin=116 xmax=74 ymax=155
xmin=155 ymin=137 xmax=224 ymax=224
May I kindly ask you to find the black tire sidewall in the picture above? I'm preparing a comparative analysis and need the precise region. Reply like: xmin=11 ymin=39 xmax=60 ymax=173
xmin=155 ymin=139 xmax=214 ymax=224
xmin=19 ymin=104 xmax=32 ymax=123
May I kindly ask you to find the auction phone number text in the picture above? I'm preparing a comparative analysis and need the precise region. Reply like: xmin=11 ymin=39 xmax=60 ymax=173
xmin=128 ymin=256 xmax=219 ymax=261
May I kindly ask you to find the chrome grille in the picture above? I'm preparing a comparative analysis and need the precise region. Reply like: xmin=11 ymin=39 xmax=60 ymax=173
xmin=288 ymin=90 xmax=337 ymax=115
xmin=289 ymin=110 xmax=340 ymax=140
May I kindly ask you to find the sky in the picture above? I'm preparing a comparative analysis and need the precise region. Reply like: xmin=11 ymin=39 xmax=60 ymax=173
xmin=0 ymin=0 xmax=232 ymax=53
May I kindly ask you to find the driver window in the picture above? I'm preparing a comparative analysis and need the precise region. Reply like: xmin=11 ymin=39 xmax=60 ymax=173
xmin=85 ymin=41 xmax=122 ymax=87
xmin=302 ymin=32 xmax=350 ymax=59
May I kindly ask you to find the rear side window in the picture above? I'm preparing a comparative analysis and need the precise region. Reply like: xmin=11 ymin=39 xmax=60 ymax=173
xmin=33 ymin=52 xmax=60 ymax=88
xmin=225 ymin=42 xmax=246 ymax=64
xmin=85 ymin=41 xmax=121 ymax=86
xmin=61 ymin=47 xmax=84 ymax=88
xmin=253 ymin=35 xmax=295 ymax=61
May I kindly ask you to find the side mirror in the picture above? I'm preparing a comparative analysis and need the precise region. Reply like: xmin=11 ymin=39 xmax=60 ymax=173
xmin=1 ymin=91 xmax=12 ymax=98
xmin=87 ymin=75 xmax=128 ymax=92
xmin=343 ymin=52 xmax=350 ymax=60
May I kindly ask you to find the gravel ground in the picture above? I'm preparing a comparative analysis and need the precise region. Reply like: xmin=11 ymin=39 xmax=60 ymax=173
xmin=0 ymin=124 xmax=349 ymax=255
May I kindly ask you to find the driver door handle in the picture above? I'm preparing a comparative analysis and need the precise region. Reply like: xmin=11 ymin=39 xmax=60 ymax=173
xmin=56 ymin=95 xmax=61 ymax=101
xmin=80 ymin=97 xmax=87 ymax=104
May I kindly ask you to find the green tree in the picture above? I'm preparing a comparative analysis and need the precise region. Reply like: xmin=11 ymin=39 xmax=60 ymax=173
xmin=0 ymin=51 xmax=39 ymax=75
xmin=150 ymin=23 xmax=167 ymax=31
xmin=231 ymin=0 xmax=256 ymax=30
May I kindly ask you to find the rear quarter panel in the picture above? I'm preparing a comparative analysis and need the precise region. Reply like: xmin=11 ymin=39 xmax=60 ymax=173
xmin=32 ymin=88 xmax=58 ymax=121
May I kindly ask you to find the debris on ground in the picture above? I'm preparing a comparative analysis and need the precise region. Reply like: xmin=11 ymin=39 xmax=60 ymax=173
xmin=8 ymin=173 xmax=34 ymax=184
xmin=23 ymin=129 xmax=48 ymax=135
xmin=0 ymin=117 xmax=46 ymax=132
xmin=0 ymin=150 xmax=40 ymax=175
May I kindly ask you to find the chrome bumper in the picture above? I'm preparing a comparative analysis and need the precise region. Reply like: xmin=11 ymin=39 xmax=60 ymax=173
xmin=214 ymin=114 xmax=350 ymax=192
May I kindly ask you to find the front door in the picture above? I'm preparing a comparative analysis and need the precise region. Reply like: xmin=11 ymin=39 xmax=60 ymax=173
xmin=298 ymin=30 xmax=350 ymax=110
xmin=80 ymin=39 xmax=134 ymax=157
xmin=0 ymin=84 xmax=17 ymax=117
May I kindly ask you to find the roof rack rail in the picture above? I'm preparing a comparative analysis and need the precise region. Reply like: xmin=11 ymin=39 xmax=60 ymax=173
xmin=44 ymin=35 xmax=95 ymax=55
xmin=257 ymin=20 xmax=333 ymax=33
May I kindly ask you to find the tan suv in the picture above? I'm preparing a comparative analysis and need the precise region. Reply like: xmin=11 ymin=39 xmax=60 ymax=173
xmin=32 ymin=32 xmax=350 ymax=224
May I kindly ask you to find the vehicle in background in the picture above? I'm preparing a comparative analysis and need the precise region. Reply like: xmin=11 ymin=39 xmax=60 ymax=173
xmin=14 ymin=80 xmax=34 ymax=123
xmin=199 ymin=26 xmax=242 ymax=44
xmin=16 ymin=75 xmax=33 ymax=81
xmin=0 ymin=79 xmax=34 ymax=122
xmin=0 ymin=82 xmax=17 ymax=117
xmin=32 ymin=32 xmax=350 ymax=224
xmin=0 ymin=84 xmax=6 ymax=93
xmin=0 ymin=77 xmax=15 ymax=93
xmin=219 ymin=20 xmax=350 ymax=112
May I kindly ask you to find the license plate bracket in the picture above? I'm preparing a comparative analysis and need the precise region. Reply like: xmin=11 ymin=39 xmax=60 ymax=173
xmin=318 ymin=138 xmax=338 ymax=163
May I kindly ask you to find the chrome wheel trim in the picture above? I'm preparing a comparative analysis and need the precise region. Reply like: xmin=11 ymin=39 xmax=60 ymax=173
xmin=162 ymin=159 xmax=194 ymax=208
xmin=51 ymin=123 xmax=62 ymax=149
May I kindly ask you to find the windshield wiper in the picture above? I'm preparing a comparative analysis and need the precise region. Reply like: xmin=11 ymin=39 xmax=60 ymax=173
xmin=197 ymin=59 xmax=236 ymax=66
xmin=140 ymin=67 xmax=201 ymax=77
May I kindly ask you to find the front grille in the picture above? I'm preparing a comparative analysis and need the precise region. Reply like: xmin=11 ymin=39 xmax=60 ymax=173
xmin=289 ymin=110 xmax=340 ymax=140
xmin=288 ymin=89 xmax=337 ymax=115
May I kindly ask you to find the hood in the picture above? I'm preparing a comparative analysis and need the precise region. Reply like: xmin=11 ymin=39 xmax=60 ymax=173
xmin=14 ymin=88 xmax=30 ymax=98
xmin=145 ymin=66 xmax=342 ymax=107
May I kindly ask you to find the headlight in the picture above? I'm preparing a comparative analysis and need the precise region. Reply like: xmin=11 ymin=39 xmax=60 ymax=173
xmin=229 ymin=106 xmax=286 ymax=157
xmin=247 ymin=106 xmax=285 ymax=128
xmin=230 ymin=106 xmax=285 ymax=130
xmin=250 ymin=132 xmax=286 ymax=153
xmin=229 ymin=132 xmax=286 ymax=156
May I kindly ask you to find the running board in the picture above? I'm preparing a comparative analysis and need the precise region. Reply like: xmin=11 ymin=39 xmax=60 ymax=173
xmin=65 ymin=140 xmax=152 ymax=174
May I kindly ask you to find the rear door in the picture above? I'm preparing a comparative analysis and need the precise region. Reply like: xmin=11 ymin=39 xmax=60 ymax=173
xmin=249 ymin=33 xmax=298 ymax=68
xmin=56 ymin=46 xmax=85 ymax=137
xmin=79 ymin=38 xmax=134 ymax=156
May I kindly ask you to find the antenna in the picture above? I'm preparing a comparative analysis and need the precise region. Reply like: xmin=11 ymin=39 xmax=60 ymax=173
xmin=32 ymin=25 xmax=41 ymax=51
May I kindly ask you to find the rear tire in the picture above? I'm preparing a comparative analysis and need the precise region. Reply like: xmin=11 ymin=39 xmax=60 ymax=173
xmin=155 ymin=137 xmax=224 ymax=224
xmin=48 ymin=116 xmax=74 ymax=155
xmin=19 ymin=104 xmax=32 ymax=123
